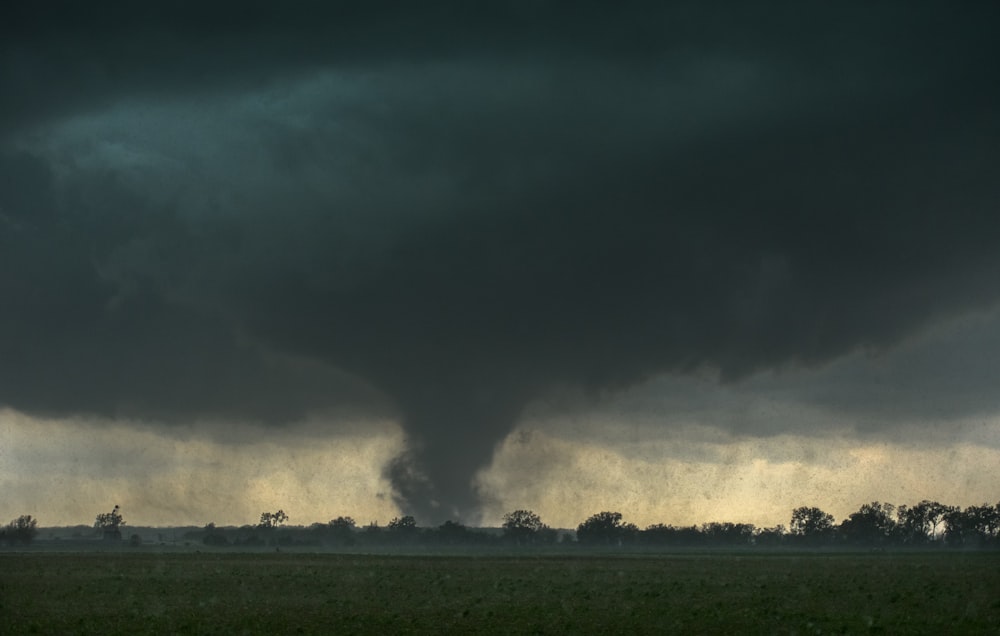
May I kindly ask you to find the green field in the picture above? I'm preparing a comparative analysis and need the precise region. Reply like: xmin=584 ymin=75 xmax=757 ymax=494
xmin=2 ymin=551 xmax=998 ymax=634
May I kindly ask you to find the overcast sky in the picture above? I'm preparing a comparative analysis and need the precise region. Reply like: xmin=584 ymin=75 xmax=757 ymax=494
xmin=2 ymin=2 xmax=999 ymax=529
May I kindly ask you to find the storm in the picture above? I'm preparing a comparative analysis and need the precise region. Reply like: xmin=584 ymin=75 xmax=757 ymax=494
xmin=2 ymin=2 xmax=999 ymax=528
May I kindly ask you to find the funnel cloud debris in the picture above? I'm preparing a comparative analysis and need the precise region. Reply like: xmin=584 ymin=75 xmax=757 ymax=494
xmin=2 ymin=2 xmax=999 ymax=523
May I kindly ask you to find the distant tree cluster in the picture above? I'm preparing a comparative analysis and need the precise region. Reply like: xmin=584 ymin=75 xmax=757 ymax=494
xmin=185 ymin=515 xmax=501 ymax=549
xmin=5 ymin=498 xmax=997 ymax=551
xmin=633 ymin=500 xmax=1000 ymax=549
xmin=576 ymin=511 xmax=639 ymax=546
xmin=1 ymin=515 xmax=38 ymax=546
xmin=129 ymin=499 xmax=1000 ymax=550
xmin=170 ymin=500 xmax=994 ymax=550
xmin=502 ymin=510 xmax=557 ymax=545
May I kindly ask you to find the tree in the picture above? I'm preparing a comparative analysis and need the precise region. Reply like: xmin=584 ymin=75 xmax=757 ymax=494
xmin=967 ymin=503 xmax=1000 ymax=540
xmin=755 ymin=525 xmax=786 ymax=548
xmin=257 ymin=510 xmax=289 ymax=546
xmin=388 ymin=515 xmax=417 ymax=532
xmin=202 ymin=522 xmax=230 ymax=547
xmin=328 ymin=516 xmax=357 ymax=546
xmin=701 ymin=522 xmax=756 ymax=546
xmin=897 ymin=500 xmax=953 ymax=544
xmin=384 ymin=515 xmax=417 ymax=544
xmin=641 ymin=523 xmax=702 ymax=546
xmin=536 ymin=525 xmax=559 ymax=545
xmin=642 ymin=523 xmax=680 ymax=546
xmin=3 ymin=515 xmax=39 ymax=546
xmin=361 ymin=521 xmax=383 ymax=544
xmin=502 ymin=509 xmax=548 ymax=545
xmin=838 ymin=502 xmax=897 ymax=546
xmin=436 ymin=520 xmax=473 ymax=545
xmin=258 ymin=510 xmax=289 ymax=530
xmin=944 ymin=503 xmax=1000 ymax=547
xmin=576 ymin=511 xmax=638 ymax=546
xmin=95 ymin=505 xmax=125 ymax=540
xmin=789 ymin=506 xmax=835 ymax=544
xmin=330 ymin=516 xmax=356 ymax=528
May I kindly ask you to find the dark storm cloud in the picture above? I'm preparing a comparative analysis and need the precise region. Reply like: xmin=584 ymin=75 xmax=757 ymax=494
xmin=0 ymin=144 xmax=382 ymax=421
xmin=2 ymin=2 xmax=999 ymax=521
xmin=4 ymin=1 xmax=992 ymax=136
xmin=537 ymin=309 xmax=1000 ymax=446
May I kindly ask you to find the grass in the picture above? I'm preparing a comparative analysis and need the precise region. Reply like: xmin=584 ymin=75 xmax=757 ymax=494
xmin=2 ymin=551 xmax=998 ymax=634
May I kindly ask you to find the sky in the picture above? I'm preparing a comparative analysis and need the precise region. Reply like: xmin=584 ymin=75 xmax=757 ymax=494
xmin=2 ymin=2 xmax=999 ymax=530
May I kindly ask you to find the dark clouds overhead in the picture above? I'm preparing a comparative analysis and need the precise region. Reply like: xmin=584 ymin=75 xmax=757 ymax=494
xmin=2 ymin=1 xmax=999 ymax=522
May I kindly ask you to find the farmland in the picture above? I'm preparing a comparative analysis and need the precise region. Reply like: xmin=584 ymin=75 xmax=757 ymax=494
xmin=2 ymin=551 xmax=998 ymax=634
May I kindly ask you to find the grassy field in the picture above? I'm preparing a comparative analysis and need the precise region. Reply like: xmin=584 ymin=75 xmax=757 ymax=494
xmin=2 ymin=551 xmax=998 ymax=634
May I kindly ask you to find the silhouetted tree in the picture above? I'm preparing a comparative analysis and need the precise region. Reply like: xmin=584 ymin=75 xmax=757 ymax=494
xmin=436 ymin=520 xmax=473 ymax=545
xmin=202 ymin=522 xmax=230 ymax=546
xmin=790 ymin=506 xmax=835 ymax=545
xmin=754 ymin=525 xmax=786 ymax=547
xmin=502 ymin=509 xmax=551 ymax=546
xmin=388 ymin=515 xmax=417 ymax=531
xmin=838 ymin=502 xmax=897 ymax=546
xmin=969 ymin=503 xmax=1000 ymax=540
xmin=95 ymin=505 xmax=125 ymax=540
xmin=258 ymin=510 xmax=289 ymax=529
xmin=944 ymin=506 xmax=976 ymax=547
xmin=257 ymin=510 xmax=289 ymax=546
xmin=641 ymin=523 xmax=678 ymax=546
xmin=944 ymin=503 xmax=1000 ymax=547
xmin=328 ymin=516 xmax=357 ymax=546
xmin=701 ymin=522 xmax=756 ymax=546
xmin=577 ymin=511 xmax=638 ymax=546
xmin=387 ymin=515 xmax=418 ymax=543
xmin=360 ymin=521 xmax=383 ymax=544
xmin=3 ymin=515 xmax=39 ymax=546
xmin=897 ymin=500 xmax=953 ymax=545
xmin=536 ymin=525 xmax=559 ymax=544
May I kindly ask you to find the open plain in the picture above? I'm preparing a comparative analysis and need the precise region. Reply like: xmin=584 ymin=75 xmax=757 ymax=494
xmin=2 ymin=550 xmax=998 ymax=634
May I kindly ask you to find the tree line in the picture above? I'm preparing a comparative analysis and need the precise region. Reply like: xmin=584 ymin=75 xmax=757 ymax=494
xmin=4 ymin=499 xmax=998 ymax=549
xmin=0 ymin=515 xmax=37 ymax=546
xmin=163 ymin=499 xmax=1000 ymax=549
xmin=204 ymin=500 xmax=1000 ymax=549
